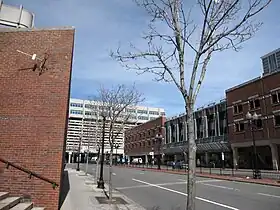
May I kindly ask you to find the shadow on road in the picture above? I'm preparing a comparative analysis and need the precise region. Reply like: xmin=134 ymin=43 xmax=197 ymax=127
xmin=59 ymin=170 xmax=70 ymax=209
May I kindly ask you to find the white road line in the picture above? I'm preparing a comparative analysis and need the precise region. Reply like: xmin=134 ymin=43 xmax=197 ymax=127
xmin=257 ymin=193 xmax=280 ymax=199
xmin=177 ymin=178 xmax=223 ymax=183
xmin=132 ymin=178 xmax=239 ymax=210
xmin=112 ymin=173 xmax=116 ymax=176
xmin=116 ymin=181 xmax=187 ymax=190
xmin=201 ymin=183 xmax=240 ymax=191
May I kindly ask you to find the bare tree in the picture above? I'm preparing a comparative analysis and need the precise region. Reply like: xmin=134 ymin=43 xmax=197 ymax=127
xmin=110 ymin=0 xmax=272 ymax=209
xmin=98 ymin=83 xmax=144 ymax=203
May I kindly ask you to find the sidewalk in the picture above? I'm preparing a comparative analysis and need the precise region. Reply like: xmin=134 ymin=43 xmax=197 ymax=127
xmin=117 ymin=165 xmax=280 ymax=187
xmin=60 ymin=168 xmax=146 ymax=210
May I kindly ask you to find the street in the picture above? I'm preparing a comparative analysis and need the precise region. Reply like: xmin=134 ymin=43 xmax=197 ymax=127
xmin=68 ymin=163 xmax=280 ymax=210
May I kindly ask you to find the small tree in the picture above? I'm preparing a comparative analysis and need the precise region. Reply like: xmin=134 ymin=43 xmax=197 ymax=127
xmin=98 ymin=83 xmax=143 ymax=203
xmin=111 ymin=0 xmax=272 ymax=209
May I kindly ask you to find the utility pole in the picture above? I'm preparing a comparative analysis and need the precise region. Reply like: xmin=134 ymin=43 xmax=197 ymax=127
xmin=97 ymin=115 xmax=106 ymax=189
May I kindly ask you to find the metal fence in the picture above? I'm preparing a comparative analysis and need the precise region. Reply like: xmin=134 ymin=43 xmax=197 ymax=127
xmin=120 ymin=163 xmax=280 ymax=180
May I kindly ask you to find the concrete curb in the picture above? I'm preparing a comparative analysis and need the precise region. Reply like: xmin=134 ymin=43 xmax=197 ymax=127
xmin=117 ymin=166 xmax=280 ymax=187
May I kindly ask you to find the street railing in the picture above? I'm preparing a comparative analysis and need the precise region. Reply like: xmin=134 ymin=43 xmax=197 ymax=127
xmin=119 ymin=163 xmax=280 ymax=180
xmin=0 ymin=157 xmax=59 ymax=189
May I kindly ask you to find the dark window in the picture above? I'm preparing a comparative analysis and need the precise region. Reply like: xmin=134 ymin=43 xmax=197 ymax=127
xmin=255 ymin=119 xmax=263 ymax=129
xmin=275 ymin=115 xmax=280 ymax=126
xmin=235 ymin=122 xmax=244 ymax=132
xmin=271 ymin=92 xmax=280 ymax=104
xmin=233 ymin=104 xmax=243 ymax=114
xmin=249 ymin=98 xmax=260 ymax=110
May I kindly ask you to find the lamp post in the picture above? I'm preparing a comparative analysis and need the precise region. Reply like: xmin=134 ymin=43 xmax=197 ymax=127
xmin=76 ymin=135 xmax=82 ymax=171
xmin=97 ymin=115 xmax=106 ymax=189
xmin=114 ymin=143 xmax=120 ymax=165
xmin=246 ymin=111 xmax=262 ymax=179
xmin=155 ymin=134 xmax=163 ymax=170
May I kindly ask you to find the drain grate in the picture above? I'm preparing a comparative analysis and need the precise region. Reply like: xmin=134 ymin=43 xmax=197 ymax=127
xmin=95 ymin=197 xmax=128 ymax=204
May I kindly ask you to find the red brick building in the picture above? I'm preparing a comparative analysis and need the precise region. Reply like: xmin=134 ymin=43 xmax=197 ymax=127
xmin=0 ymin=27 xmax=74 ymax=209
xmin=124 ymin=116 xmax=165 ymax=164
xmin=226 ymin=71 xmax=280 ymax=170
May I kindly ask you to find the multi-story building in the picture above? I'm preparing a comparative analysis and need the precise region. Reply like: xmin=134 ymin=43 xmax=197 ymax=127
xmin=66 ymin=98 xmax=165 ymax=163
xmin=261 ymin=48 xmax=280 ymax=76
xmin=124 ymin=116 xmax=166 ymax=164
xmin=226 ymin=70 xmax=280 ymax=170
xmin=163 ymin=99 xmax=231 ymax=167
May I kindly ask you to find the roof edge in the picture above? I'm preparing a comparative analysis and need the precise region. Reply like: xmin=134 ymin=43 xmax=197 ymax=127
xmin=0 ymin=26 xmax=75 ymax=33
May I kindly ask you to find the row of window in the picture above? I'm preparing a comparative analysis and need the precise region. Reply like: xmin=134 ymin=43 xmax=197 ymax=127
xmin=234 ymin=92 xmax=280 ymax=114
xmin=126 ymin=127 xmax=162 ymax=141
xmin=234 ymin=115 xmax=280 ymax=132
xmin=125 ymin=139 xmax=158 ymax=150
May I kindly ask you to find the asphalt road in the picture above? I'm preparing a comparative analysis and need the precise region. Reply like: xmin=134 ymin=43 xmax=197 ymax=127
xmin=68 ymin=163 xmax=280 ymax=210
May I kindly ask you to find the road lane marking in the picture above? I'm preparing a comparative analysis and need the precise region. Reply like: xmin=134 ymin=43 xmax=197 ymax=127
xmin=201 ymin=183 xmax=240 ymax=191
xmin=177 ymin=178 xmax=223 ymax=183
xmin=132 ymin=178 xmax=239 ymax=210
xmin=112 ymin=173 xmax=116 ymax=176
xmin=116 ymin=181 xmax=187 ymax=190
xmin=257 ymin=193 xmax=280 ymax=199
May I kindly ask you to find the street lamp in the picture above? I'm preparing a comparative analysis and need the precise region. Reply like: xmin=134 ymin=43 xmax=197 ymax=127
xmin=114 ymin=143 xmax=120 ymax=165
xmin=155 ymin=134 xmax=163 ymax=170
xmin=97 ymin=115 xmax=106 ymax=189
xmin=76 ymin=135 xmax=82 ymax=171
xmin=246 ymin=111 xmax=262 ymax=179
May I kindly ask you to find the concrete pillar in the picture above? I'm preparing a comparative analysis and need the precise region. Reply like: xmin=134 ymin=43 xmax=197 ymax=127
xmin=205 ymin=152 xmax=209 ymax=166
xmin=68 ymin=152 xmax=72 ymax=163
xmin=168 ymin=125 xmax=172 ymax=143
xmin=128 ymin=156 xmax=131 ymax=165
xmin=194 ymin=119 xmax=197 ymax=140
xmin=182 ymin=121 xmax=186 ymax=141
xmin=213 ymin=113 xmax=217 ymax=136
xmin=216 ymin=111 xmax=221 ymax=136
xmin=232 ymin=147 xmax=238 ymax=169
xmin=145 ymin=154 xmax=148 ymax=164
xmin=176 ymin=123 xmax=179 ymax=142
xmin=205 ymin=115 xmax=208 ymax=138
xmin=270 ymin=144 xmax=279 ymax=170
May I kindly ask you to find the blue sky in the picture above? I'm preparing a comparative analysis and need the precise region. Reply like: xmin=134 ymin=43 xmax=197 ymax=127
xmin=7 ymin=0 xmax=280 ymax=116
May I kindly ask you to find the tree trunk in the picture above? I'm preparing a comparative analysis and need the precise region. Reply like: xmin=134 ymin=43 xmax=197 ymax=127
xmin=186 ymin=104 xmax=196 ymax=210
xmin=109 ymin=145 xmax=113 ymax=204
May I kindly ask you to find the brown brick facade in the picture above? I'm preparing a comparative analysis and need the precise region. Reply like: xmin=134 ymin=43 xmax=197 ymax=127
xmin=226 ymin=71 xmax=280 ymax=145
xmin=0 ymin=28 xmax=74 ymax=210
xmin=124 ymin=116 xmax=166 ymax=156
xmin=226 ymin=71 xmax=280 ymax=169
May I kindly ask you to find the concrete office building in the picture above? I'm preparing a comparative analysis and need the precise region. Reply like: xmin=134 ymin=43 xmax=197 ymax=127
xmin=163 ymin=99 xmax=231 ymax=167
xmin=66 ymin=98 xmax=165 ymax=163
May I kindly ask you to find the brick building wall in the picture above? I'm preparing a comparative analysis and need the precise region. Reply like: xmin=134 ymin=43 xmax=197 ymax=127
xmin=124 ymin=116 xmax=165 ymax=156
xmin=0 ymin=27 xmax=74 ymax=210
xmin=226 ymin=71 xmax=280 ymax=144
xmin=226 ymin=71 xmax=280 ymax=169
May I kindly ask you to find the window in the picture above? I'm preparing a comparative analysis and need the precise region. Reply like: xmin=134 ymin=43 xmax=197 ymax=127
xmin=137 ymin=110 xmax=148 ymax=114
xmin=255 ymin=119 xmax=263 ymax=129
xmin=233 ymin=104 xmax=243 ymax=114
xmin=271 ymin=92 xmax=280 ymax=104
xmin=70 ymin=110 xmax=83 ymax=115
xmin=149 ymin=111 xmax=159 ymax=115
xmin=275 ymin=115 xmax=280 ymax=127
xmin=150 ymin=117 xmax=156 ymax=120
xmin=126 ymin=108 xmax=136 ymax=113
xmin=70 ymin=103 xmax=83 ymax=107
xmin=85 ymin=104 xmax=97 ymax=109
xmin=160 ymin=112 xmax=166 ymax=116
xmin=138 ymin=116 xmax=149 ymax=120
xmin=249 ymin=98 xmax=261 ymax=110
xmin=235 ymin=122 xmax=244 ymax=132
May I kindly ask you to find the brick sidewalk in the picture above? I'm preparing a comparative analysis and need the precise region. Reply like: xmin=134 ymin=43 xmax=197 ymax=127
xmin=117 ymin=165 xmax=280 ymax=187
xmin=60 ymin=168 xmax=146 ymax=210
